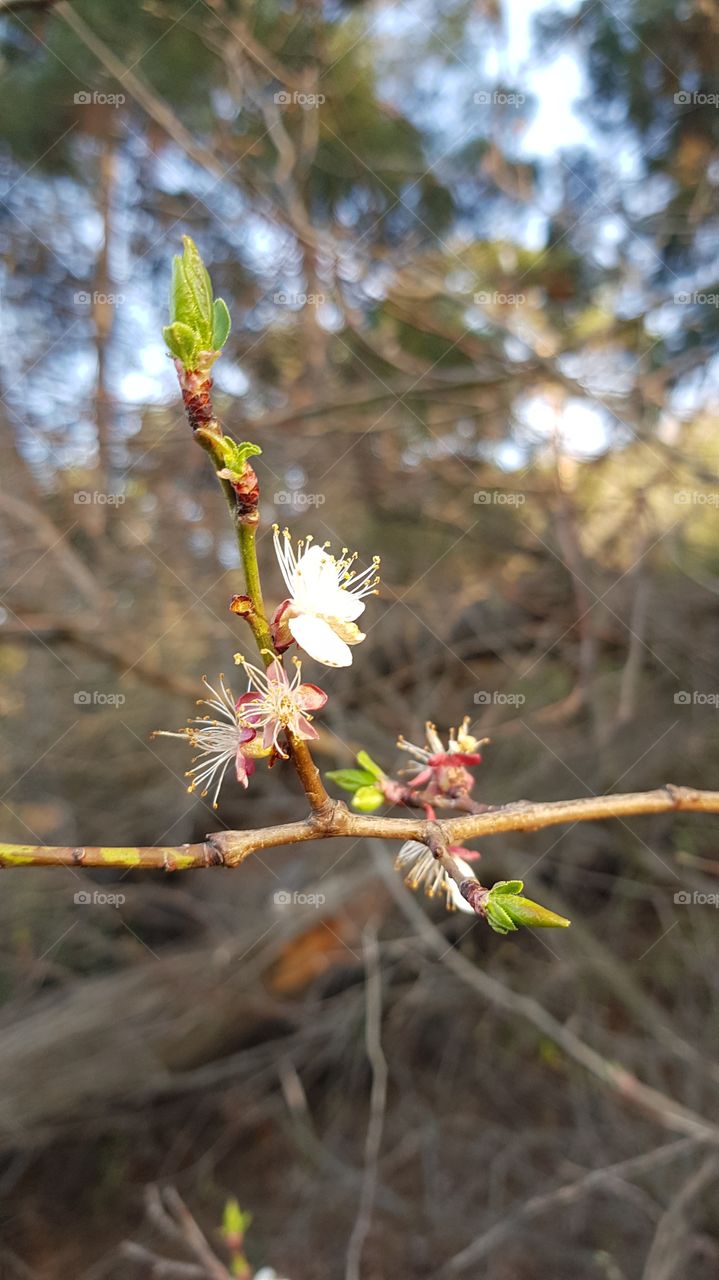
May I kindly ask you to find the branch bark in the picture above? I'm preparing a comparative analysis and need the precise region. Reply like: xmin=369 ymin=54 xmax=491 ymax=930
xmin=1 ymin=784 xmax=718 ymax=869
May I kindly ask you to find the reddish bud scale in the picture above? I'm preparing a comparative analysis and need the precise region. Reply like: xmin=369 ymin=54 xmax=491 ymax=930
xmin=229 ymin=595 xmax=255 ymax=618
xmin=231 ymin=464 xmax=260 ymax=525
xmin=174 ymin=361 xmax=215 ymax=430
xmin=460 ymin=880 xmax=489 ymax=915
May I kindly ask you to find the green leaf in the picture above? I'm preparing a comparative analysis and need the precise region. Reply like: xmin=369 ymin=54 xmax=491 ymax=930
xmin=497 ymin=895 xmax=571 ymax=930
xmin=212 ymin=296 xmax=232 ymax=350
xmin=491 ymin=879 xmax=524 ymax=896
xmin=163 ymin=321 xmax=199 ymax=365
xmin=356 ymin=750 xmax=386 ymax=781
xmin=485 ymin=899 xmax=518 ymax=935
xmin=326 ymin=768 xmax=376 ymax=793
xmin=351 ymin=784 xmax=385 ymax=812
xmin=220 ymin=438 xmax=262 ymax=473
xmin=222 ymin=1198 xmax=251 ymax=1239
xmin=169 ymin=236 xmax=213 ymax=348
xmin=180 ymin=235 xmax=213 ymax=339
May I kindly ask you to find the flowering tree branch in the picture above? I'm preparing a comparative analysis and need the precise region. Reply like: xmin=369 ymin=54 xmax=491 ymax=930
xmin=4 ymin=239 xmax=718 ymax=941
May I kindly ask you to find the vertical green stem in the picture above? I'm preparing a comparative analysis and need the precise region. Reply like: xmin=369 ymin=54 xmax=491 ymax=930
xmin=194 ymin=417 xmax=331 ymax=813
xmin=238 ymin=524 xmax=274 ymax=658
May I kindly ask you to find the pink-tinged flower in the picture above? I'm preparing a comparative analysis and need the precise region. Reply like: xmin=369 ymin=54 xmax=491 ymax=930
xmin=273 ymin=526 xmax=380 ymax=667
xmin=234 ymin=654 xmax=327 ymax=756
xmin=397 ymin=717 xmax=487 ymax=798
xmin=395 ymin=841 xmax=477 ymax=913
xmin=154 ymin=675 xmax=267 ymax=807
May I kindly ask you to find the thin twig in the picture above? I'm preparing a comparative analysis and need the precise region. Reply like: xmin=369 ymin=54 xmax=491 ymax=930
xmin=373 ymin=842 xmax=719 ymax=1145
xmin=345 ymin=921 xmax=388 ymax=1280
xmin=440 ymin=1138 xmax=703 ymax=1275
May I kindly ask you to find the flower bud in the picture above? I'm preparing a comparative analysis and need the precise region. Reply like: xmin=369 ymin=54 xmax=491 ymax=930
xmin=351 ymin=784 xmax=385 ymax=812
xmin=484 ymin=879 xmax=570 ymax=935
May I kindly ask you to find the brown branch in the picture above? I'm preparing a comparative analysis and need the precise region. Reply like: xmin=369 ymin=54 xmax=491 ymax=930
xmin=2 ymin=784 xmax=718 ymax=870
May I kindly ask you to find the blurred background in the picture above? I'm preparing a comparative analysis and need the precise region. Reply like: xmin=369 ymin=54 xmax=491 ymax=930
xmin=1 ymin=0 xmax=719 ymax=1276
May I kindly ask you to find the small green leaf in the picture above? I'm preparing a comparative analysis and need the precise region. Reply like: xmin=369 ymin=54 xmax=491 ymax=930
xmin=221 ymin=438 xmax=262 ymax=473
xmin=356 ymin=750 xmax=386 ymax=781
xmin=180 ymin=235 xmax=213 ymax=339
xmin=163 ymin=321 xmax=200 ymax=365
xmin=169 ymin=236 xmax=214 ymax=348
xmin=351 ymin=784 xmax=385 ymax=812
xmin=212 ymin=296 xmax=232 ymax=350
xmin=222 ymin=1198 xmax=251 ymax=1239
xmin=486 ymin=899 xmax=518 ymax=935
xmin=498 ymin=895 xmax=571 ymax=930
xmin=491 ymin=879 xmax=524 ymax=896
xmin=326 ymin=768 xmax=376 ymax=793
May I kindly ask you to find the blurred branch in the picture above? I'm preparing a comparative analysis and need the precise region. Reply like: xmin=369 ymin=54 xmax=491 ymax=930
xmin=440 ymin=1138 xmax=704 ymax=1275
xmin=0 ymin=0 xmax=59 ymax=11
xmin=345 ymin=921 xmax=387 ymax=1280
xmin=374 ymin=845 xmax=719 ymax=1145
xmin=122 ymin=1185 xmax=231 ymax=1280
xmin=0 ymin=618 xmax=198 ymax=699
xmin=55 ymin=1 xmax=320 ymax=249
xmin=641 ymin=1153 xmax=719 ymax=1280
xmin=2 ymin=784 xmax=719 ymax=868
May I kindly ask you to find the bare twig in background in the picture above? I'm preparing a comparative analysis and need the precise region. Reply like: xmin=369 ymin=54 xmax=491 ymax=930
xmin=641 ymin=1154 xmax=719 ymax=1280
xmin=440 ymin=1137 xmax=703 ymax=1275
xmin=345 ymin=921 xmax=388 ymax=1280
xmin=373 ymin=843 xmax=719 ymax=1144
xmin=123 ymin=1185 xmax=231 ymax=1280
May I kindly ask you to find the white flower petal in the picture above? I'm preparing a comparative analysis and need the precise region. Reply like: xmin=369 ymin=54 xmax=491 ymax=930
xmin=292 ymin=544 xmax=339 ymax=604
xmin=289 ymin=614 xmax=353 ymax=666
xmin=327 ymin=588 xmax=366 ymax=622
